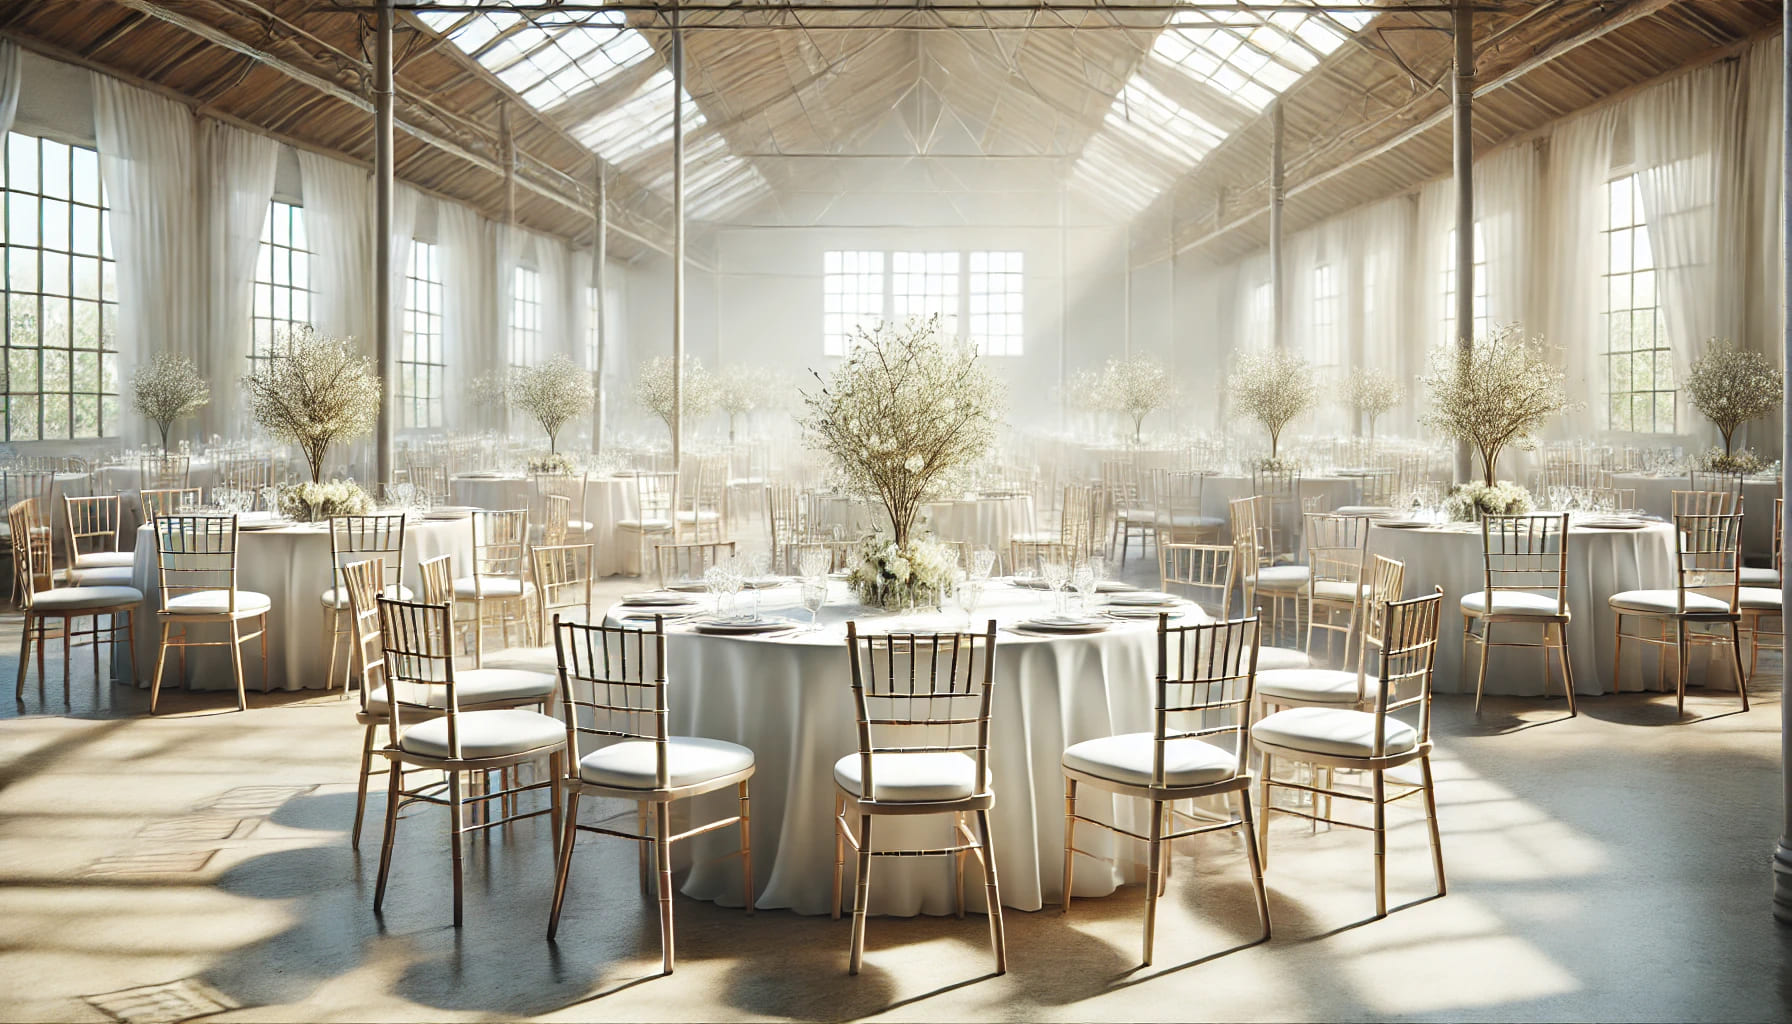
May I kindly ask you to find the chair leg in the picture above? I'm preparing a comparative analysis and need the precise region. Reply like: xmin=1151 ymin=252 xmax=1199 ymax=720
xmin=848 ymin=814 xmax=873 ymax=975
xmin=1420 ymin=754 xmax=1446 ymax=897
xmin=372 ymin=760 xmax=403 ymax=913
xmin=1257 ymin=753 xmax=1274 ymax=871
xmin=1557 ymin=622 xmax=1577 ymax=715
xmin=1473 ymin=618 xmax=1491 ymax=714
xmin=1611 ymin=616 xmax=1624 ymax=695
xmin=125 ymin=611 xmax=139 ymax=685
xmin=1372 ymin=768 xmax=1388 ymax=919
xmin=150 ymin=621 xmax=171 ymax=714
xmin=1060 ymin=776 xmax=1077 ymax=914
xmin=547 ymin=789 xmax=581 ymax=939
xmin=1143 ymin=798 xmax=1164 ymax=966
xmin=1675 ymin=620 xmax=1689 ymax=715
xmin=228 ymin=620 xmax=246 ymax=713
xmin=739 ymin=780 xmax=754 ymax=915
xmin=1729 ymin=621 xmax=1750 ymax=711
xmin=953 ymin=811 xmax=966 ymax=920
xmin=1236 ymin=788 xmax=1271 ymax=941
xmin=326 ymin=605 xmax=341 ymax=692
xmin=473 ymin=599 xmax=485 ymax=668
xmin=974 ymin=807 xmax=1007 ymax=975
xmin=259 ymin=614 xmax=269 ymax=692
xmin=831 ymin=792 xmax=846 ymax=920
xmin=351 ymin=723 xmax=376 ymax=849
xmin=655 ymin=801 xmax=675 ymax=974
xmin=16 ymin=613 xmax=32 ymax=699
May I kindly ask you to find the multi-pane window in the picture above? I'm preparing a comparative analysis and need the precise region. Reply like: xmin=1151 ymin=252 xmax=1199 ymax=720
xmin=398 ymin=240 xmax=444 ymax=430
xmin=1441 ymin=223 xmax=1487 ymax=346
xmin=891 ymin=251 xmax=959 ymax=336
xmin=509 ymin=266 xmax=541 ymax=370
xmin=252 ymin=199 xmax=311 ymax=372
xmin=823 ymin=250 xmax=885 ymax=357
xmin=1244 ymin=281 xmax=1272 ymax=351
xmin=2 ymin=133 xmax=119 ymax=440
xmin=1603 ymin=173 xmax=1675 ymax=433
xmin=1310 ymin=264 xmax=1343 ymax=371
xmin=968 ymin=251 xmax=1024 ymax=357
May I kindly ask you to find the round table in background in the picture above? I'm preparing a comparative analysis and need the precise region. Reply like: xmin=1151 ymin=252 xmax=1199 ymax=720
xmin=1611 ymin=473 xmax=1781 ymax=560
xmin=812 ymin=494 xmax=1037 ymax=559
xmin=449 ymin=473 xmax=640 ymax=576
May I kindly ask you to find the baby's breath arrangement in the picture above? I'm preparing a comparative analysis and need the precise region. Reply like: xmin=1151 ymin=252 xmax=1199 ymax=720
xmin=1443 ymin=480 xmax=1534 ymax=523
xmin=132 ymin=352 xmax=211 ymax=454
xmin=1684 ymin=339 xmax=1780 ymax=457
xmin=1095 ymin=355 xmax=1174 ymax=443
xmin=1694 ymin=445 xmax=1766 ymax=475
xmin=278 ymin=479 xmax=374 ymax=523
xmin=509 ymin=355 xmax=594 ymax=453
xmin=467 ymin=371 xmax=509 ymax=432
xmin=1421 ymin=324 xmax=1576 ymax=487
xmin=718 ymin=365 xmax=781 ymax=442
xmin=801 ymin=315 xmax=1002 ymax=549
xmin=241 ymin=326 xmax=380 ymax=484
xmin=635 ymin=356 xmax=720 ymax=437
xmin=528 ymin=451 xmax=579 ymax=476
xmin=1228 ymin=349 xmax=1316 ymax=459
xmin=847 ymin=534 xmax=958 ymax=610
xmin=1346 ymin=366 xmax=1404 ymax=440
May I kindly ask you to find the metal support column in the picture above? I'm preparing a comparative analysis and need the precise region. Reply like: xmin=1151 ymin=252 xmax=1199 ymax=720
xmin=1773 ymin=0 xmax=1792 ymax=928
xmin=1269 ymin=98 xmax=1285 ymax=350
xmin=373 ymin=0 xmax=394 ymax=483
xmin=592 ymin=164 xmax=608 ymax=455
xmin=671 ymin=3 xmax=685 ymax=472
xmin=1451 ymin=0 xmax=1476 ymax=484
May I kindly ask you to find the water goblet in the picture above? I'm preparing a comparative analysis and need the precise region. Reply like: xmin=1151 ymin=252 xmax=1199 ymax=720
xmin=800 ymin=578 xmax=827 ymax=631
xmin=1040 ymin=559 xmax=1070 ymax=614
xmin=1072 ymin=564 xmax=1097 ymax=615
xmin=798 ymin=547 xmax=830 ymax=579
xmin=971 ymin=547 xmax=997 ymax=580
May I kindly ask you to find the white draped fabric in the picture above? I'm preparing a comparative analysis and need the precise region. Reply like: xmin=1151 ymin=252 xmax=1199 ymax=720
xmin=438 ymin=202 xmax=499 ymax=430
xmin=91 ymin=76 xmax=199 ymax=446
xmin=1349 ymin=196 xmax=1415 ymax=435
xmin=0 ymin=40 xmax=20 ymax=140
xmin=295 ymin=151 xmax=374 ymax=346
xmin=1543 ymin=106 xmax=1619 ymax=437
xmin=202 ymin=120 xmax=279 ymax=434
xmin=1478 ymin=143 xmax=1541 ymax=330
xmin=1740 ymin=36 xmax=1785 ymax=458
xmin=535 ymin=231 xmax=575 ymax=363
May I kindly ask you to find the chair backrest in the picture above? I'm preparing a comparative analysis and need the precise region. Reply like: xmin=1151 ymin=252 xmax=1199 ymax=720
xmin=375 ymin=597 xmax=461 ymax=751
xmin=140 ymin=455 xmax=191 ymax=491
xmin=843 ymin=620 xmax=999 ymax=803
xmin=1479 ymin=513 xmax=1568 ymax=615
xmin=1672 ymin=489 xmax=1739 ymax=516
xmin=1153 ymin=470 xmax=1208 ymax=546
xmin=340 ymin=557 xmax=387 ymax=713
xmin=533 ymin=543 xmax=595 ymax=624
xmin=1058 ymin=483 xmax=1095 ymax=557
xmin=635 ymin=470 xmax=678 ymax=521
xmin=64 ymin=494 xmax=123 ymax=562
xmin=417 ymin=553 xmax=454 ymax=605
xmin=1369 ymin=588 xmax=1445 ymax=756
xmin=554 ymin=616 xmax=669 ymax=786
xmin=1009 ymin=538 xmax=1075 ymax=577
xmin=217 ymin=454 xmax=273 ymax=493
xmin=7 ymin=500 xmax=51 ymax=606
xmin=786 ymin=539 xmax=852 ymax=575
xmin=1159 ymin=542 xmax=1233 ymax=617
xmin=767 ymin=483 xmax=801 ymax=563
xmin=1229 ymin=495 xmax=1277 ymax=573
xmin=3 ymin=470 xmax=54 ymax=519
xmin=1672 ymin=511 xmax=1744 ymax=614
xmin=1359 ymin=468 xmax=1399 ymax=507
xmin=541 ymin=493 xmax=572 ymax=547
xmin=1152 ymin=616 xmax=1260 ymax=788
xmin=654 ymin=540 xmax=737 ymax=588
xmin=532 ymin=470 xmax=587 ymax=524
xmin=142 ymin=487 xmax=204 ymax=523
xmin=1304 ymin=513 xmax=1370 ymax=590
xmin=329 ymin=513 xmax=408 ymax=599
xmin=468 ymin=509 xmax=528 ymax=590
xmin=1689 ymin=470 xmax=1745 ymax=498
xmin=153 ymin=514 xmax=242 ymax=613
xmin=408 ymin=462 xmax=450 ymax=503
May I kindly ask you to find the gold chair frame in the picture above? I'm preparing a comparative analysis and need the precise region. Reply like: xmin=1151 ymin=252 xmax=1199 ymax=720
xmin=1462 ymin=513 xmax=1575 ymax=715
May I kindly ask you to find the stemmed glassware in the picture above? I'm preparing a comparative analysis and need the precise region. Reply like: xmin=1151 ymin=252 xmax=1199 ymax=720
xmin=798 ymin=547 xmax=831 ymax=580
xmin=971 ymin=547 xmax=997 ymax=580
xmin=1072 ymin=563 xmax=1098 ymax=615
xmin=1040 ymin=559 xmax=1070 ymax=615
xmin=800 ymin=577 xmax=827 ymax=632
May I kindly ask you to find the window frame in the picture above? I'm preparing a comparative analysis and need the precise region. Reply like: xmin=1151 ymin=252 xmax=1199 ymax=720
xmin=509 ymin=264 xmax=542 ymax=371
xmin=251 ymin=198 xmax=313 ymax=375
xmin=1601 ymin=171 xmax=1676 ymax=434
xmin=821 ymin=248 xmax=1024 ymax=358
xmin=398 ymin=238 xmax=445 ymax=430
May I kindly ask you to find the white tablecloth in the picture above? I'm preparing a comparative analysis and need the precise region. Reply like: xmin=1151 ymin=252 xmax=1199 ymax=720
xmin=450 ymin=474 xmax=639 ymax=576
xmin=605 ymin=581 xmax=1211 ymax=916
xmin=1611 ymin=473 xmax=1780 ymax=560
xmin=1367 ymin=520 xmax=1679 ymax=695
xmin=1201 ymin=475 xmax=1365 ymax=538
xmin=118 ymin=516 xmax=473 ymax=691
xmin=813 ymin=494 xmax=1037 ymax=559
xmin=93 ymin=460 xmax=220 ymax=535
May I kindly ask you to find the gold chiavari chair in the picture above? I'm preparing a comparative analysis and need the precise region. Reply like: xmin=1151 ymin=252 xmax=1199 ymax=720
xmin=676 ymin=454 xmax=728 ymax=544
xmin=1159 ymin=542 xmax=1233 ymax=617
xmin=532 ymin=470 xmax=591 ymax=542
xmin=371 ymin=597 xmax=565 ymax=927
xmin=10 ymin=500 xmax=142 ymax=700
xmin=1741 ymin=495 xmax=1782 ymax=587
xmin=618 ymin=470 xmax=678 ymax=576
xmin=408 ymin=462 xmax=451 ymax=505
xmin=1251 ymin=588 xmax=1447 ymax=920
xmin=1610 ymin=511 xmax=1749 ymax=714
xmin=654 ymin=540 xmax=738 ymax=589
xmin=1255 ymin=555 xmax=1405 ymax=715
xmin=217 ymin=454 xmax=273 ymax=494
xmin=454 ymin=509 xmax=534 ymax=665
xmin=2 ymin=469 xmax=54 ymax=600
xmin=62 ymin=493 xmax=135 ymax=587
xmin=142 ymin=487 xmax=204 ymax=524
xmin=1461 ymin=513 xmax=1575 ymax=714
xmin=418 ymin=553 xmax=454 ymax=605
xmin=1689 ymin=470 xmax=1745 ymax=500
xmin=1739 ymin=498 xmax=1783 ymax=680
xmin=140 ymin=454 xmax=191 ymax=492
xmin=1151 ymin=469 xmax=1223 ymax=549
xmin=1014 ymin=484 xmax=1095 ymax=568
xmin=1009 ymin=538 xmax=1076 ymax=577
xmin=325 ymin=514 xmax=410 ymax=694
xmin=786 ymin=539 xmax=853 ymax=574
xmin=1101 ymin=457 xmax=1153 ymax=564
xmin=532 ymin=543 xmax=596 ymax=639
xmin=834 ymin=620 xmax=1006 ymax=976
xmin=1672 ymin=489 xmax=1740 ymax=517
xmin=547 ymin=617 xmax=756 ymax=972
xmin=1251 ymin=464 xmax=1303 ymax=563
xmin=540 ymin=493 xmax=572 ymax=548
xmin=1304 ymin=513 xmax=1372 ymax=666
xmin=1061 ymin=615 xmax=1270 ymax=963
xmin=149 ymin=514 xmax=270 ymax=713
xmin=1231 ymin=496 xmax=1307 ymax=645
xmin=766 ymin=483 xmax=802 ymax=572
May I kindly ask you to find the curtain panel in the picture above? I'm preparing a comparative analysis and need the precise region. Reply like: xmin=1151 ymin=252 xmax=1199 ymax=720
xmin=200 ymin=120 xmax=278 ymax=436
xmin=0 ymin=40 xmax=20 ymax=140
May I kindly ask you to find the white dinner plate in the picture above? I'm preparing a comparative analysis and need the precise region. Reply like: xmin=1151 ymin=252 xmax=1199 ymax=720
xmin=1375 ymin=519 xmax=1432 ymax=529
xmin=1095 ymin=580 xmax=1135 ymax=593
xmin=1104 ymin=605 xmax=1188 ymax=620
xmin=1014 ymin=616 xmax=1110 ymax=635
xmin=621 ymin=592 xmax=698 ymax=607
xmin=1579 ymin=517 xmax=1649 ymax=530
xmin=1008 ymin=576 xmax=1050 ymax=589
xmin=690 ymin=617 xmax=794 ymax=635
xmin=741 ymin=577 xmax=786 ymax=590
xmin=1105 ymin=591 xmax=1178 ymax=607
xmin=665 ymin=580 xmax=711 ymax=593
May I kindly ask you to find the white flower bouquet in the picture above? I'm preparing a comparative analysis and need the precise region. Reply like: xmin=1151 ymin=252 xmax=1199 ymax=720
xmin=1443 ymin=480 xmax=1533 ymax=523
xmin=1693 ymin=446 xmax=1765 ymax=475
xmin=527 ymin=451 xmax=579 ymax=476
xmin=279 ymin=479 xmax=374 ymax=523
xmin=847 ymin=534 xmax=958 ymax=611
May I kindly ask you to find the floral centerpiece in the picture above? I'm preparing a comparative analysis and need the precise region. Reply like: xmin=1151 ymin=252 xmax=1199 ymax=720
xmin=1346 ymin=366 xmax=1404 ymax=441
xmin=278 ymin=479 xmax=374 ymax=523
xmin=1694 ymin=446 xmax=1765 ymax=475
xmin=132 ymin=352 xmax=211 ymax=454
xmin=802 ymin=315 xmax=1002 ymax=609
xmin=1421 ymin=323 xmax=1577 ymax=495
xmin=718 ymin=365 xmax=781 ymax=443
xmin=1443 ymin=480 xmax=1534 ymax=523
xmin=509 ymin=355 xmax=594 ymax=453
xmin=1684 ymin=339 xmax=1781 ymax=473
xmin=847 ymin=535 xmax=958 ymax=611
xmin=1094 ymin=356 xmax=1175 ymax=443
xmin=467 ymin=371 xmax=509 ymax=434
xmin=636 ymin=356 xmax=720 ymax=438
xmin=241 ymin=326 xmax=380 ymax=484
xmin=527 ymin=451 xmax=579 ymax=476
xmin=1228 ymin=348 xmax=1316 ymax=461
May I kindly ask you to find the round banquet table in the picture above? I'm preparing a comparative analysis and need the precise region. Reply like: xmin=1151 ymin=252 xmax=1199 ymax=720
xmin=1611 ymin=473 xmax=1781 ymax=560
xmin=1367 ymin=519 xmax=1683 ymax=696
xmin=93 ymin=459 xmax=221 ymax=534
xmin=602 ymin=581 xmax=1212 ymax=916
xmin=449 ymin=473 xmax=640 ymax=576
xmin=117 ymin=515 xmax=474 ymax=692
xmin=1201 ymin=474 xmax=1365 ymax=536
xmin=812 ymin=494 xmax=1037 ymax=559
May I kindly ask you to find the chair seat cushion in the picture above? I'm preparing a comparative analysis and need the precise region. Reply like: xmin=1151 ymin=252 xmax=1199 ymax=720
xmin=1609 ymin=589 xmax=1732 ymax=616
xmin=367 ymin=668 xmax=556 ymax=714
xmin=675 ymin=510 xmax=721 ymax=523
xmin=1118 ymin=507 xmax=1156 ymax=521
xmin=1336 ymin=505 xmax=1395 ymax=516
xmin=1460 ymin=590 xmax=1566 ymax=617
xmin=74 ymin=551 xmax=135 ymax=570
xmin=1740 ymin=587 xmax=1782 ymax=611
xmin=1157 ymin=514 xmax=1225 ymax=529
xmin=1251 ymin=564 xmax=1310 ymax=592
xmin=1257 ymin=668 xmax=1368 ymax=704
xmin=579 ymin=736 xmax=755 ymax=790
xmin=164 ymin=589 xmax=271 ymax=616
xmin=66 ymin=565 xmax=135 ymax=588
xmin=1251 ymin=706 xmax=1418 ymax=759
xmin=1010 ymin=531 xmax=1059 ymax=545
xmin=618 ymin=518 xmax=674 ymax=532
xmin=31 ymin=585 xmax=143 ymax=612
xmin=321 ymin=583 xmax=413 ymax=609
xmin=1255 ymin=646 xmax=1313 ymax=672
xmin=833 ymin=751 xmax=987 ymax=803
xmin=399 ymin=708 xmax=565 ymax=761
xmin=452 ymin=576 xmax=534 ymax=599
xmin=1740 ymin=566 xmax=1781 ymax=587
xmin=1062 ymin=732 xmax=1238 ymax=788
xmin=1311 ymin=580 xmax=1371 ymax=603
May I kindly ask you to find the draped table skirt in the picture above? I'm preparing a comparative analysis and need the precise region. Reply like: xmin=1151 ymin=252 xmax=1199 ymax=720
xmin=1611 ymin=473 xmax=1780 ymax=560
xmin=605 ymin=582 xmax=1209 ymax=915
xmin=812 ymin=494 xmax=1037 ymax=558
xmin=449 ymin=473 xmax=640 ymax=576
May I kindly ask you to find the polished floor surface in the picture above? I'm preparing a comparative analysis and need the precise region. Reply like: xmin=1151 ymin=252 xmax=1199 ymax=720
xmin=2 ymin=565 xmax=1789 ymax=1022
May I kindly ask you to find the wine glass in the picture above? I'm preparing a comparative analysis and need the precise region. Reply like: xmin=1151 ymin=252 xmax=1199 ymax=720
xmin=972 ymin=547 xmax=997 ymax=580
xmin=1072 ymin=563 xmax=1097 ymax=615
xmin=960 ymin=577 xmax=985 ymax=630
xmin=1040 ymin=559 xmax=1069 ymax=615
xmin=799 ymin=546 xmax=830 ymax=580
xmin=703 ymin=563 xmax=728 ymax=618
xmin=800 ymin=578 xmax=827 ymax=631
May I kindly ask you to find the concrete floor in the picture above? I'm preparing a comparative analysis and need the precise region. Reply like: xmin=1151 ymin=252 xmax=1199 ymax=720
xmin=2 ymin=561 xmax=1790 ymax=1023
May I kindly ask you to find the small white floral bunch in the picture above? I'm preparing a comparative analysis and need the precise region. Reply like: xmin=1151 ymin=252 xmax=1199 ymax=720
xmin=279 ymin=479 xmax=374 ymax=523
xmin=510 ymin=356 xmax=595 ymax=453
xmin=1684 ymin=339 xmax=1780 ymax=459
xmin=1443 ymin=480 xmax=1534 ymax=523
xmin=1694 ymin=446 xmax=1765 ymax=475
xmin=528 ymin=451 xmax=579 ymax=476
xmin=847 ymin=534 xmax=958 ymax=610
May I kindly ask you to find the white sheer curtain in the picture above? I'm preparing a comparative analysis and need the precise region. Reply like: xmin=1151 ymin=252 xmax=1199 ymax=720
xmin=1630 ymin=58 xmax=1745 ymax=389
xmin=1478 ymin=142 xmax=1541 ymax=331
xmin=202 ymin=121 xmax=278 ymax=434
xmin=1412 ymin=178 xmax=1453 ymax=358
xmin=536 ymin=231 xmax=574 ymax=363
xmin=0 ymin=40 xmax=20 ymax=139
xmin=296 ymin=151 xmax=373 ymax=347
xmin=1343 ymin=195 xmax=1414 ymax=434
xmin=438 ymin=202 xmax=498 ymax=431
xmin=92 ymin=75 xmax=199 ymax=446
xmin=1741 ymin=35 xmax=1785 ymax=458
xmin=1542 ymin=106 xmax=1618 ymax=436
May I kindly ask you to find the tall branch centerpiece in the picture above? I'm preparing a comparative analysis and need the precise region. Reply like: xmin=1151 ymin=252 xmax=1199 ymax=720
xmin=132 ymin=352 xmax=210 ymax=454
xmin=1228 ymin=348 xmax=1316 ymax=466
xmin=1346 ymin=366 xmax=1404 ymax=441
xmin=241 ymin=326 xmax=380 ymax=487
xmin=1684 ymin=338 xmax=1781 ymax=473
xmin=1095 ymin=355 xmax=1174 ymax=443
xmin=635 ymin=356 xmax=720 ymax=439
xmin=718 ymin=365 xmax=780 ymax=443
xmin=510 ymin=355 xmax=595 ymax=454
xmin=802 ymin=316 xmax=1002 ymax=609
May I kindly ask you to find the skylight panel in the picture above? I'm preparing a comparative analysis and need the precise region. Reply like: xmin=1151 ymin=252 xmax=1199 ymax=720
xmin=573 ymin=69 xmax=710 ymax=164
